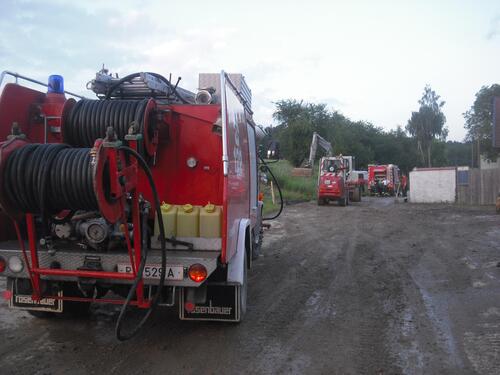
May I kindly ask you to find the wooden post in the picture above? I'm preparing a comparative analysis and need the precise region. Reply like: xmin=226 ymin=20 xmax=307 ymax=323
xmin=270 ymin=181 xmax=276 ymax=204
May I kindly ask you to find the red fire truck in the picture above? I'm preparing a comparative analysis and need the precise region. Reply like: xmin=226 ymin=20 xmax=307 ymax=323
xmin=0 ymin=69 xmax=264 ymax=339
xmin=368 ymin=164 xmax=400 ymax=196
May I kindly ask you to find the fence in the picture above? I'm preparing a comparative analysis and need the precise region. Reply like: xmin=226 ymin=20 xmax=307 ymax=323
xmin=457 ymin=168 xmax=500 ymax=205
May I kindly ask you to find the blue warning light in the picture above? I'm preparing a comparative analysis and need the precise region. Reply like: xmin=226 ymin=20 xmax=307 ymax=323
xmin=48 ymin=75 xmax=64 ymax=94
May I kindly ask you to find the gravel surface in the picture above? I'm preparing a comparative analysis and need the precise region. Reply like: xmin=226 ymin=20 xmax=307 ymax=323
xmin=1 ymin=197 xmax=500 ymax=374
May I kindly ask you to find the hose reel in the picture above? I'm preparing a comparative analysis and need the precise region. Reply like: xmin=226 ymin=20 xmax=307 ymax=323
xmin=62 ymin=98 xmax=158 ymax=157
xmin=0 ymin=136 xmax=136 ymax=223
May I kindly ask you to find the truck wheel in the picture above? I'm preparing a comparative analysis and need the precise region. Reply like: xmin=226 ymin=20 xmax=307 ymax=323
xmin=239 ymin=253 xmax=248 ymax=320
xmin=352 ymin=187 xmax=361 ymax=202
xmin=338 ymin=198 xmax=346 ymax=206
xmin=252 ymin=227 xmax=263 ymax=260
xmin=28 ymin=283 xmax=91 ymax=319
xmin=11 ymin=279 xmax=89 ymax=319
xmin=317 ymin=197 xmax=324 ymax=205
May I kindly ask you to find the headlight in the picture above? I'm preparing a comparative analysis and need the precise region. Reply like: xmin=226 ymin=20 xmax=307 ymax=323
xmin=8 ymin=256 xmax=23 ymax=273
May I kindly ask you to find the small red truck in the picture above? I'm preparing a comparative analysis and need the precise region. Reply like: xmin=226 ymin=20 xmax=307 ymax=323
xmin=317 ymin=155 xmax=362 ymax=206
xmin=0 ymin=69 xmax=265 ymax=339
xmin=368 ymin=164 xmax=400 ymax=196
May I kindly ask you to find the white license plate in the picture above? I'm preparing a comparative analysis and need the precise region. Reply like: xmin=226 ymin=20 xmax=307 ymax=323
xmin=117 ymin=264 xmax=184 ymax=280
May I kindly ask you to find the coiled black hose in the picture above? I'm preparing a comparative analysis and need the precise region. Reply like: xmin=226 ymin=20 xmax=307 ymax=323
xmin=64 ymin=99 xmax=150 ymax=149
xmin=115 ymin=145 xmax=166 ymax=341
xmin=3 ymin=143 xmax=166 ymax=341
xmin=3 ymin=144 xmax=97 ymax=214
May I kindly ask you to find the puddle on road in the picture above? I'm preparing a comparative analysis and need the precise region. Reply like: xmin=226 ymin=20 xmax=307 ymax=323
xmin=461 ymin=256 xmax=478 ymax=270
xmin=253 ymin=341 xmax=312 ymax=375
xmin=486 ymin=227 xmax=500 ymax=238
xmin=473 ymin=280 xmax=488 ymax=288
xmin=304 ymin=290 xmax=336 ymax=320
xmin=474 ymin=215 xmax=498 ymax=221
xmin=410 ymin=263 xmax=464 ymax=369
xmin=481 ymin=307 xmax=500 ymax=318
xmin=0 ymin=279 xmax=31 ymax=330
xmin=385 ymin=297 xmax=425 ymax=375
xmin=0 ymin=301 xmax=30 ymax=330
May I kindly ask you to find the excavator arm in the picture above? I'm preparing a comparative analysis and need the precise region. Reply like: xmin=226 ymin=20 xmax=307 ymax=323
xmin=305 ymin=132 xmax=332 ymax=168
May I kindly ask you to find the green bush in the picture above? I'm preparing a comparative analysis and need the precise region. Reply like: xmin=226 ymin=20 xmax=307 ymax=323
xmin=261 ymin=160 xmax=317 ymax=215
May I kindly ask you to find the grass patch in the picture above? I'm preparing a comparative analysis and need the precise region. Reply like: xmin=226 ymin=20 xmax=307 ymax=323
xmin=261 ymin=159 xmax=317 ymax=216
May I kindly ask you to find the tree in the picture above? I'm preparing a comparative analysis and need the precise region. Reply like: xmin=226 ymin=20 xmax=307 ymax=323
xmin=464 ymin=84 xmax=500 ymax=162
xmin=406 ymin=85 xmax=447 ymax=167
xmin=269 ymin=96 xmax=463 ymax=172
xmin=272 ymin=100 xmax=331 ymax=166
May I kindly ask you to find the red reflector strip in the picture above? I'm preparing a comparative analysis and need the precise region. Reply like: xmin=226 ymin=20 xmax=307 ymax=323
xmin=184 ymin=301 xmax=195 ymax=313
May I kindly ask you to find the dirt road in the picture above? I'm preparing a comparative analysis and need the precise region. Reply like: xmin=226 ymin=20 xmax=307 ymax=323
xmin=1 ymin=198 xmax=500 ymax=374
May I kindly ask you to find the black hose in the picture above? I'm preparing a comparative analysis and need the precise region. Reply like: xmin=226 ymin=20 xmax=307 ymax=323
xmin=259 ymin=156 xmax=284 ymax=221
xmin=114 ymin=146 xmax=166 ymax=341
xmin=2 ymin=142 xmax=165 ymax=340
xmin=104 ymin=72 xmax=189 ymax=104
xmin=3 ymin=144 xmax=97 ymax=215
xmin=64 ymin=99 xmax=150 ymax=151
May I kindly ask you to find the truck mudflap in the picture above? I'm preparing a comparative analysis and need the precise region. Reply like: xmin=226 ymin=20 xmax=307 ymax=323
xmin=7 ymin=278 xmax=63 ymax=313
xmin=179 ymin=283 xmax=242 ymax=322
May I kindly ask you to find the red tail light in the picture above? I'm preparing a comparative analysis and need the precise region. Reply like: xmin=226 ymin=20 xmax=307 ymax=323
xmin=188 ymin=264 xmax=207 ymax=283
xmin=0 ymin=257 xmax=5 ymax=273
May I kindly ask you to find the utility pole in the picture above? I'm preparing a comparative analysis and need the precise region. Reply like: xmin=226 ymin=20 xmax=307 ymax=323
xmin=477 ymin=138 xmax=481 ymax=169
xmin=471 ymin=140 xmax=474 ymax=168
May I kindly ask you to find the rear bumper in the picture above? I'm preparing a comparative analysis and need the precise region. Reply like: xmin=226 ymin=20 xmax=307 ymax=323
xmin=0 ymin=241 xmax=219 ymax=287
xmin=318 ymin=188 xmax=342 ymax=199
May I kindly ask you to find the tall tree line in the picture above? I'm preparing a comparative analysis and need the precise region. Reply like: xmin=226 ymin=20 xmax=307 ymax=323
xmin=463 ymin=84 xmax=500 ymax=165
xmin=264 ymin=96 xmax=471 ymax=173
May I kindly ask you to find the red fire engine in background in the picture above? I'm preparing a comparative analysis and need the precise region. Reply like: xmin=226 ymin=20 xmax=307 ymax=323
xmin=368 ymin=164 xmax=400 ymax=196
xmin=0 ymin=68 xmax=266 ymax=339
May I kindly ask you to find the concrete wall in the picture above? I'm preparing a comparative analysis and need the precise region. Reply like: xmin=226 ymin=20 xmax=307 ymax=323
xmin=409 ymin=168 xmax=456 ymax=203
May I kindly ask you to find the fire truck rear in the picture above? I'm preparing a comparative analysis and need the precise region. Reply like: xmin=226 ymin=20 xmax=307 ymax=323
xmin=0 ymin=69 xmax=264 ymax=339
xmin=368 ymin=164 xmax=400 ymax=196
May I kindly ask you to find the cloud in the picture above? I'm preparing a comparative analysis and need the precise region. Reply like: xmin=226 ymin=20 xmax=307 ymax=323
xmin=486 ymin=15 xmax=500 ymax=40
xmin=2 ymin=0 xmax=495 ymax=141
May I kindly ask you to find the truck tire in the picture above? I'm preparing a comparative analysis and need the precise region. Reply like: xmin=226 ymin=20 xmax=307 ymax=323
xmin=28 ymin=283 xmax=91 ymax=319
xmin=352 ymin=187 xmax=361 ymax=202
xmin=239 ymin=253 xmax=248 ymax=321
xmin=252 ymin=227 xmax=263 ymax=260
xmin=317 ymin=197 xmax=324 ymax=205
xmin=338 ymin=197 xmax=346 ymax=206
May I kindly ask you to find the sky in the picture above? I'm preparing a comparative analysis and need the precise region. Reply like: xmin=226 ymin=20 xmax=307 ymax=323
xmin=1 ymin=0 xmax=499 ymax=141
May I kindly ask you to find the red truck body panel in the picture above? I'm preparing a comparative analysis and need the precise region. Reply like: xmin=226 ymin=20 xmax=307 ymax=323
xmin=0 ymin=79 xmax=253 ymax=265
